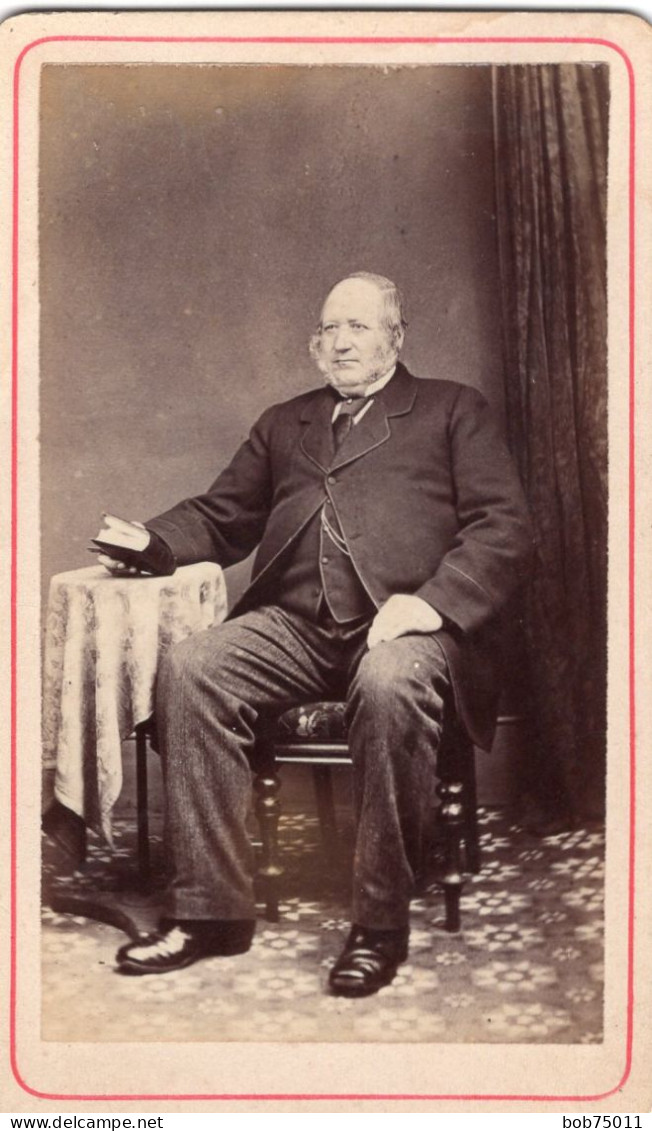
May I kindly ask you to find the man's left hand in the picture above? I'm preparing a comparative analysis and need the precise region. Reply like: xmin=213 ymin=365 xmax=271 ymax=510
xmin=367 ymin=594 xmax=443 ymax=649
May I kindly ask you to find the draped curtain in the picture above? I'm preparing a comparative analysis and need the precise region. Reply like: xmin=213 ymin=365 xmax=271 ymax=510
xmin=492 ymin=65 xmax=609 ymax=823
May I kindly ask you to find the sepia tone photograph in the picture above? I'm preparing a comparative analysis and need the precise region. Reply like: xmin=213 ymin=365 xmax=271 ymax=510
xmin=38 ymin=56 xmax=608 ymax=1045
xmin=3 ymin=8 xmax=649 ymax=1110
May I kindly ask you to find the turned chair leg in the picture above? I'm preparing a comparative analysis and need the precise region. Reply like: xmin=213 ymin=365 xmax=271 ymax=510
xmin=436 ymin=777 xmax=466 ymax=933
xmin=253 ymin=768 xmax=283 ymax=923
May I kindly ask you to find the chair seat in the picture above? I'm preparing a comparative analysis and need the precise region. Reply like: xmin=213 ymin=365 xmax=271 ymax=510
xmin=276 ymin=700 xmax=348 ymax=743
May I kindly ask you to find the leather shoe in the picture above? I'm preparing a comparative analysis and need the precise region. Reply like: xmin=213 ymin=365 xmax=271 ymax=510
xmin=115 ymin=919 xmax=255 ymax=975
xmin=329 ymin=924 xmax=409 ymax=997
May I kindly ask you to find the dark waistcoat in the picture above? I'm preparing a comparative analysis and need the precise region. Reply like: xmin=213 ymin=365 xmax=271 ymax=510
xmin=273 ymin=501 xmax=375 ymax=623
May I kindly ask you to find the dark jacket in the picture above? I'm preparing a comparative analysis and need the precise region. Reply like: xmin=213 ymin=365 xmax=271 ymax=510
xmin=147 ymin=363 xmax=533 ymax=749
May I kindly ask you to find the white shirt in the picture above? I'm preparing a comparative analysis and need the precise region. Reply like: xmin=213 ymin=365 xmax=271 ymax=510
xmin=331 ymin=365 xmax=397 ymax=424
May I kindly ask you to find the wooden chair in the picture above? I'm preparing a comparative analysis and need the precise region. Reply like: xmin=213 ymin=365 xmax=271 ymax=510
xmin=133 ymin=700 xmax=481 ymax=928
xmin=251 ymin=698 xmax=481 ymax=929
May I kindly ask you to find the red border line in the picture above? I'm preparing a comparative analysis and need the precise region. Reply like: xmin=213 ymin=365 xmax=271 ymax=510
xmin=11 ymin=33 xmax=636 ymax=1104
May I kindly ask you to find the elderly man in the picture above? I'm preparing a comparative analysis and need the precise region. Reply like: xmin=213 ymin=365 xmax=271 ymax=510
xmin=102 ymin=272 xmax=532 ymax=996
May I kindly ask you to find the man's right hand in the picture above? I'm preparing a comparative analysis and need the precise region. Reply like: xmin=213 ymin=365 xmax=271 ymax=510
xmin=97 ymin=553 xmax=151 ymax=576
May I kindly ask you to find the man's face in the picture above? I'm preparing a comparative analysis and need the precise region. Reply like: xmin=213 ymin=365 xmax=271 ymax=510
xmin=312 ymin=279 xmax=399 ymax=395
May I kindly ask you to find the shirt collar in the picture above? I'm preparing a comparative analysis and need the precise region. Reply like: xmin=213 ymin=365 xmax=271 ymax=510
xmin=363 ymin=364 xmax=397 ymax=398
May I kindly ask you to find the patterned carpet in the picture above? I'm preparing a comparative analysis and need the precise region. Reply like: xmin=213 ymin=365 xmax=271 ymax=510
xmin=41 ymin=807 xmax=604 ymax=1044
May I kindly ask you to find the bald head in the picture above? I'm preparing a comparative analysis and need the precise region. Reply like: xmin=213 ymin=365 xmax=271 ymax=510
xmin=337 ymin=273 xmax=406 ymax=347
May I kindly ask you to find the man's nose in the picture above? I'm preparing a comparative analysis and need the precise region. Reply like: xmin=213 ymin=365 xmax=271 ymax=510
xmin=333 ymin=326 xmax=353 ymax=351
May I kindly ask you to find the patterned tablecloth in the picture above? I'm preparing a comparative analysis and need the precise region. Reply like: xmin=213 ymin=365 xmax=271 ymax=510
xmin=42 ymin=563 xmax=227 ymax=840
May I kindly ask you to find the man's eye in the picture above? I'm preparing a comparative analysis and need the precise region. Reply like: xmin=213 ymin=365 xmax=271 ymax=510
xmin=351 ymin=323 xmax=366 ymax=332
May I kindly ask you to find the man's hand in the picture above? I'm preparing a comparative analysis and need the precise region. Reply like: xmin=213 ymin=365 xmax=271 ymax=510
xmin=97 ymin=553 xmax=150 ymax=576
xmin=367 ymin=594 xmax=443 ymax=649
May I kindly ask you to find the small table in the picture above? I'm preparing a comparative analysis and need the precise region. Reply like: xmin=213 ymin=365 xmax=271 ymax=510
xmin=42 ymin=562 xmax=228 ymax=935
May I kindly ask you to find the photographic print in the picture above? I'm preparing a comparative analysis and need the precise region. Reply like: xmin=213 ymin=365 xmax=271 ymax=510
xmin=2 ymin=8 xmax=650 ymax=1112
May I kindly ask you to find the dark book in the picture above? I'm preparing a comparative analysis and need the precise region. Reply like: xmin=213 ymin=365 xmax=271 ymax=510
xmin=89 ymin=513 xmax=150 ymax=567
